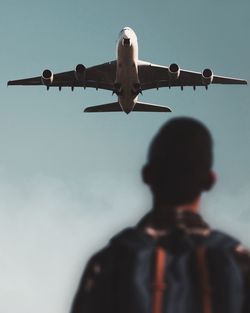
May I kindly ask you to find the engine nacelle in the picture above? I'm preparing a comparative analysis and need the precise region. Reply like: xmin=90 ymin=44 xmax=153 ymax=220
xmin=75 ymin=64 xmax=86 ymax=82
xmin=168 ymin=63 xmax=180 ymax=80
xmin=41 ymin=69 xmax=53 ymax=85
xmin=202 ymin=68 xmax=213 ymax=85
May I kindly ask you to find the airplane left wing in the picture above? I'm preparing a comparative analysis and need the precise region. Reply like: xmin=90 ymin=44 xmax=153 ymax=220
xmin=8 ymin=61 xmax=117 ymax=91
xmin=138 ymin=61 xmax=247 ymax=90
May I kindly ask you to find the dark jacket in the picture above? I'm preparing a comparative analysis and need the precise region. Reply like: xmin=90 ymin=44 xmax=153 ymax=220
xmin=71 ymin=211 xmax=250 ymax=313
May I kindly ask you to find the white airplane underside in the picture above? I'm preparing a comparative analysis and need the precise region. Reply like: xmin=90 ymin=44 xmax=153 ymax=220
xmin=8 ymin=27 xmax=247 ymax=114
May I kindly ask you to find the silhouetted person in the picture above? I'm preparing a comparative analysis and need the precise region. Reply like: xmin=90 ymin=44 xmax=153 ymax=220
xmin=71 ymin=117 xmax=250 ymax=313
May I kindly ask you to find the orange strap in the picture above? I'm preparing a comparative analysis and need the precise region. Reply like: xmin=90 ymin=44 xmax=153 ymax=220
xmin=152 ymin=247 xmax=167 ymax=313
xmin=196 ymin=246 xmax=212 ymax=313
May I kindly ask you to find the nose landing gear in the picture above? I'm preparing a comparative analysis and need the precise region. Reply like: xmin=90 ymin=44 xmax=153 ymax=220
xmin=113 ymin=83 xmax=123 ymax=96
xmin=131 ymin=82 xmax=142 ymax=96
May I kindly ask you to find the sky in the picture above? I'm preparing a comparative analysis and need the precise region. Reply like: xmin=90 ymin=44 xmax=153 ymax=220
xmin=0 ymin=0 xmax=249 ymax=312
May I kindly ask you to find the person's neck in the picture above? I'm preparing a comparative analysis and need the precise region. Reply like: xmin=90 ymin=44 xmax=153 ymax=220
xmin=152 ymin=196 xmax=201 ymax=215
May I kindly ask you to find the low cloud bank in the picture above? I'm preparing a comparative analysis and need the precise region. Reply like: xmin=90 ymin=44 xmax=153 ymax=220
xmin=0 ymin=174 xmax=148 ymax=313
xmin=0 ymin=174 xmax=249 ymax=313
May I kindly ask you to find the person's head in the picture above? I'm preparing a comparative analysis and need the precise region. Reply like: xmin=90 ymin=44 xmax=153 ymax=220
xmin=142 ymin=117 xmax=215 ymax=207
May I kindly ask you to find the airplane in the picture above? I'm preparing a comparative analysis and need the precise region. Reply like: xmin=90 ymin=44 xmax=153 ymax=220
xmin=8 ymin=27 xmax=247 ymax=114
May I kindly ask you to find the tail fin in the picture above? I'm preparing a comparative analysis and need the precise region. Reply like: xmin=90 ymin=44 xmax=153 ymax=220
xmin=84 ymin=102 xmax=122 ymax=113
xmin=133 ymin=102 xmax=171 ymax=112
xmin=84 ymin=101 xmax=171 ymax=113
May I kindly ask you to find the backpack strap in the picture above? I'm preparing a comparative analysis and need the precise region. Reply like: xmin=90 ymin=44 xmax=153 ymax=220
xmin=152 ymin=246 xmax=167 ymax=313
xmin=196 ymin=246 xmax=212 ymax=313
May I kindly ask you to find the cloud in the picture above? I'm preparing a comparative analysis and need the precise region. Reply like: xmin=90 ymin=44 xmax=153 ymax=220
xmin=1 ymin=172 xmax=249 ymax=313
xmin=203 ymin=183 xmax=250 ymax=246
xmin=0 ymin=173 xmax=149 ymax=313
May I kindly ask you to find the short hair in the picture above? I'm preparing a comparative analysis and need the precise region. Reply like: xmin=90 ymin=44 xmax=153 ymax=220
xmin=144 ymin=117 xmax=213 ymax=205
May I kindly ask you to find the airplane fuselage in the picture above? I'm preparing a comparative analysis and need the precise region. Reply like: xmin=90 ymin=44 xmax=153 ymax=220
xmin=115 ymin=27 xmax=140 ymax=114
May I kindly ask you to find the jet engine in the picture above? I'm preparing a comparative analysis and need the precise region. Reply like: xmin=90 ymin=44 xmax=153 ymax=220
xmin=168 ymin=63 xmax=180 ymax=80
xmin=75 ymin=64 xmax=86 ymax=82
xmin=41 ymin=69 xmax=53 ymax=85
xmin=202 ymin=68 xmax=213 ymax=85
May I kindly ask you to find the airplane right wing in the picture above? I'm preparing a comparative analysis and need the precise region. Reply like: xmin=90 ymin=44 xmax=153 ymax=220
xmin=8 ymin=61 xmax=117 ymax=91
xmin=138 ymin=61 xmax=247 ymax=90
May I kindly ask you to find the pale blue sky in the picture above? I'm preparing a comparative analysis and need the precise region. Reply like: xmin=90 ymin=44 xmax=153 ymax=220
xmin=0 ymin=0 xmax=249 ymax=312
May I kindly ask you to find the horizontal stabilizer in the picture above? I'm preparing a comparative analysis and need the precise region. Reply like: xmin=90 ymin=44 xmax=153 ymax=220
xmin=133 ymin=102 xmax=171 ymax=112
xmin=84 ymin=102 xmax=122 ymax=112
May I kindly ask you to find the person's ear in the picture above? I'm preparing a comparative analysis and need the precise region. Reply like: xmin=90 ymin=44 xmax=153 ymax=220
xmin=142 ymin=164 xmax=151 ymax=185
xmin=204 ymin=170 xmax=216 ymax=190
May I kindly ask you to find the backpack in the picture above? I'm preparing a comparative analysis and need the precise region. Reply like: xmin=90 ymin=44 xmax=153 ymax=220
xmin=72 ymin=227 xmax=244 ymax=313
xmin=109 ymin=227 xmax=244 ymax=313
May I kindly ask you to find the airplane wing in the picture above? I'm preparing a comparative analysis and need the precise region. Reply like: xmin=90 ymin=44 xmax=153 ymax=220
xmin=7 ymin=61 xmax=117 ymax=91
xmin=138 ymin=61 xmax=247 ymax=90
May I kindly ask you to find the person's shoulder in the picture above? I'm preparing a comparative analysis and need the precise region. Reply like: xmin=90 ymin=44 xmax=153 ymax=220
xmin=85 ymin=244 xmax=114 ymax=274
xmin=233 ymin=244 xmax=250 ymax=274
xmin=84 ymin=227 xmax=139 ymax=271
xmin=77 ymin=244 xmax=115 ymax=296
xmin=211 ymin=230 xmax=250 ymax=277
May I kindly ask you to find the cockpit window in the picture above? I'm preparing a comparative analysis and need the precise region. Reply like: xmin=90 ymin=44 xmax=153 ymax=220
xmin=123 ymin=38 xmax=130 ymax=46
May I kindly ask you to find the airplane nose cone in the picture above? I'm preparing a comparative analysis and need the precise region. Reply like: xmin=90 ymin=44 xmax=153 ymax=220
xmin=124 ymin=29 xmax=132 ymax=39
xmin=122 ymin=26 xmax=132 ymax=32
